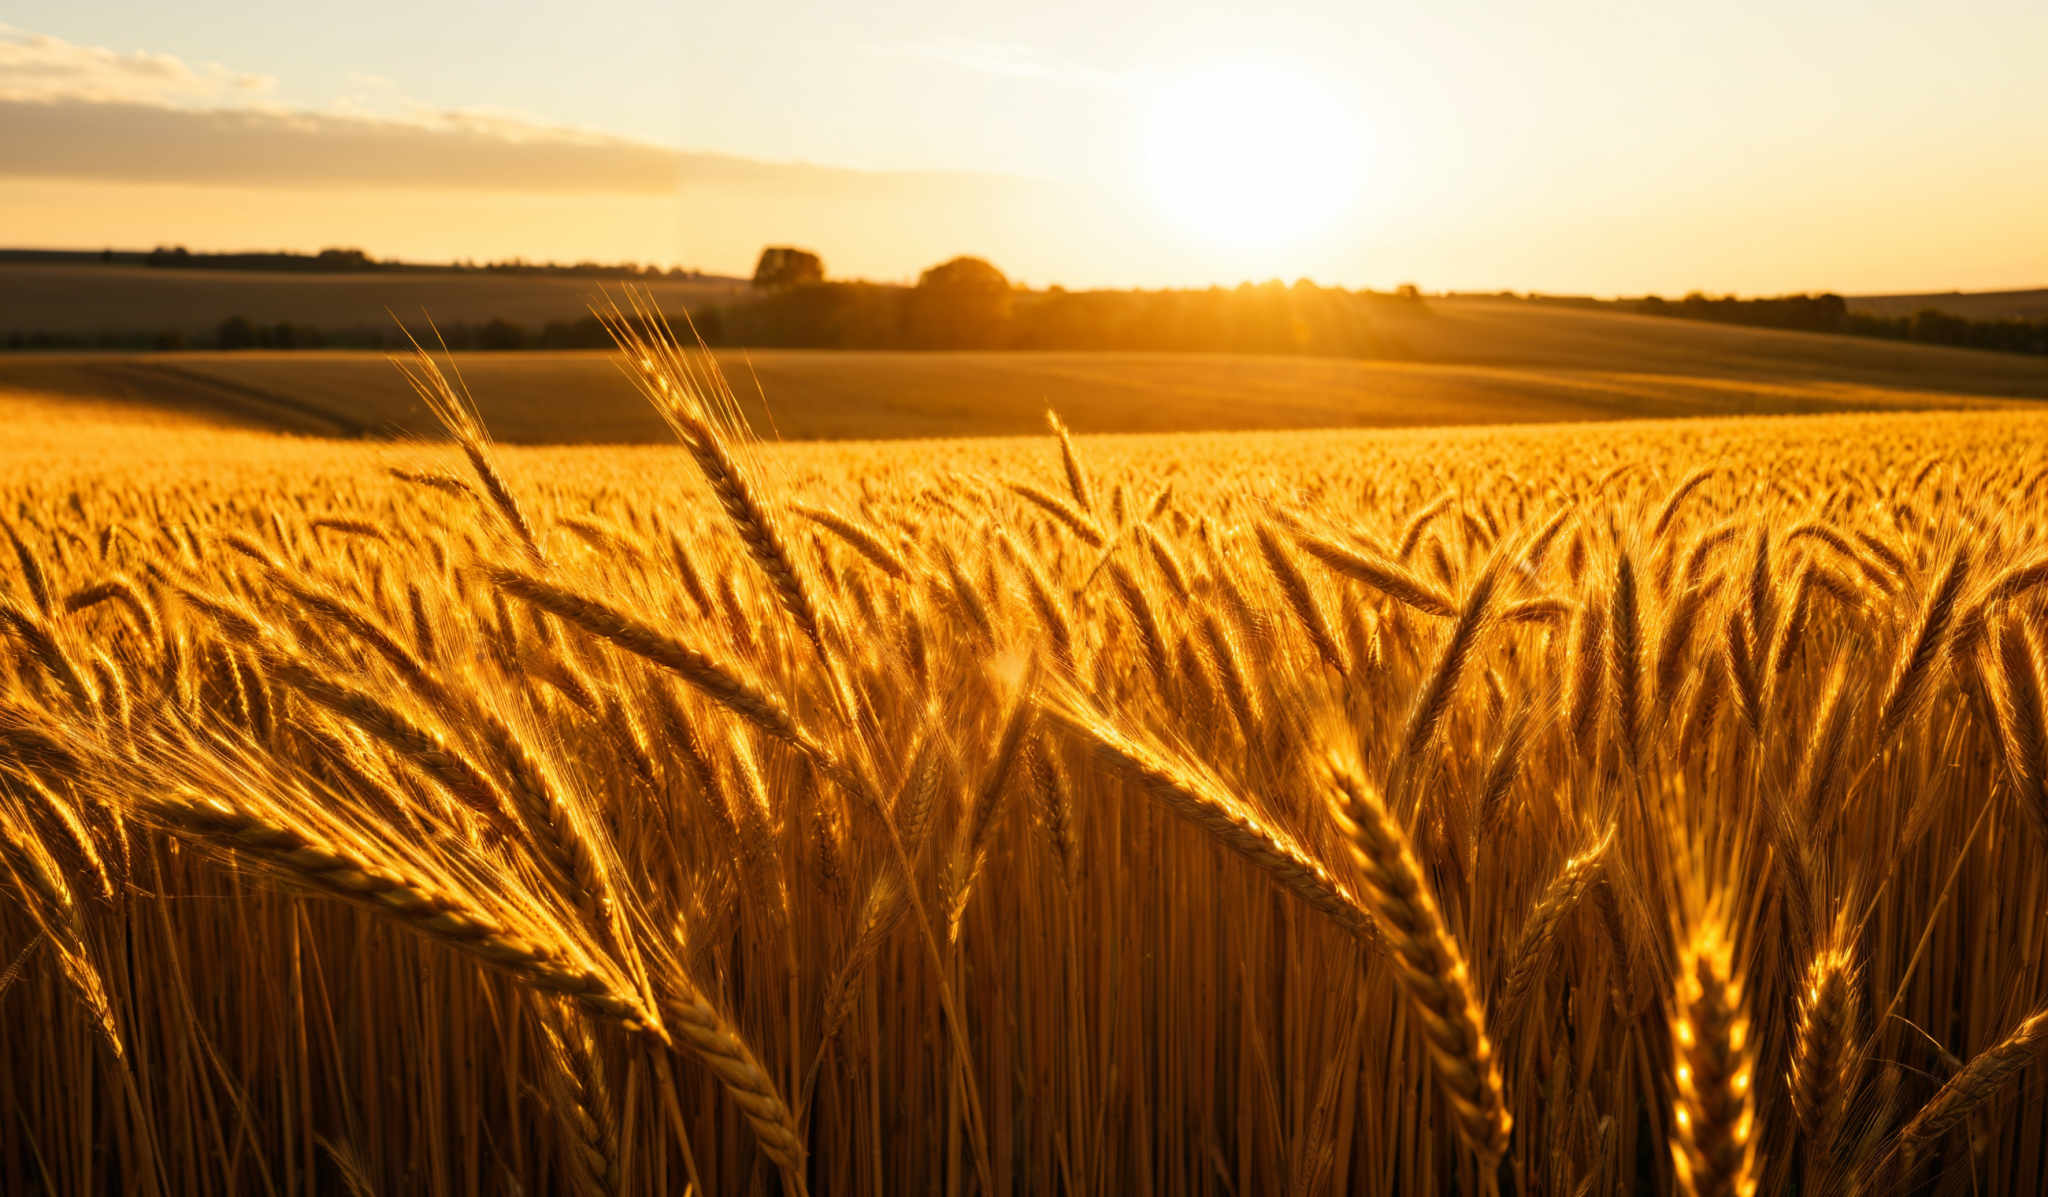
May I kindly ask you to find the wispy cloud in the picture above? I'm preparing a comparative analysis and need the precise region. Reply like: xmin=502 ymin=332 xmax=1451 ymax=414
xmin=0 ymin=24 xmax=275 ymax=105
xmin=0 ymin=26 xmax=781 ymax=193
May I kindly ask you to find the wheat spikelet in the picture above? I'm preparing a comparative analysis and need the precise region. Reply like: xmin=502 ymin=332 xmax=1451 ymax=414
xmin=1295 ymin=530 xmax=1458 ymax=618
xmin=1722 ymin=610 xmax=1763 ymax=737
xmin=62 ymin=574 xmax=161 ymax=645
xmin=484 ymin=566 xmax=851 ymax=781
xmin=1046 ymin=409 xmax=1097 ymax=515
xmin=1325 ymin=756 xmax=1511 ymax=1171
xmin=1523 ymin=504 xmax=1576 ymax=574
xmin=1742 ymin=528 xmax=1774 ymax=650
xmin=1656 ymin=579 xmax=1720 ymax=704
xmin=1397 ymin=492 xmax=1457 ymax=561
xmin=387 ymin=466 xmax=477 ymax=500
xmin=1475 ymin=697 xmax=1536 ymax=839
xmin=1992 ymin=621 xmax=2048 ymax=832
xmin=150 ymin=787 xmax=661 ymax=1031
xmin=253 ymin=647 xmax=520 ymax=838
xmin=1107 ymin=558 xmax=1170 ymax=682
xmin=0 ymin=598 xmax=96 ymax=712
xmin=1498 ymin=823 xmax=1615 ymax=1018
xmin=15 ymin=772 xmax=112 ymax=901
xmin=1668 ymin=916 xmax=1759 ymax=1197
xmin=1039 ymin=687 xmax=1380 ymax=952
xmin=395 ymin=345 xmax=544 ymax=565
xmin=1873 ymin=544 xmax=1971 ymax=746
xmin=1568 ymin=592 xmax=1609 ymax=755
xmin=1853 ymin=531 xmax=1909 ymax=585
xmin=1652 ymin=467 xmax=1718 ymax=541
xmin=1141 ymin=522 xmax=1191 ymax=602
xmin=723 ymin=728 xmax=789 ymax=928
xmin=1257 ymin=524 xmax=1348 ymax=676
xmin=1026 ymin=733 xmax=1077 ymax=884
xmin=1787 ymin=522 xmax=1895 ymax=594
xmin=3 ymin=520 xmax=53 ymax=614
xmin=1497 ymin=595 xmax=1571 ymax=626
xmin=1790 ymin=935 xmax=1860 ymax=1188
xmin=793 ymin=503 xmax=911 ymax=579
xmin=946 ymin=691 xmax=1034 ymax=942
xmin=1889 ymin=1009 xmax=2048 ymax=1179
xmin=309 ymin=515 xmax=388 ymax=542
xmin=627 ymin=354 xmax=833 ymax=668
xmin=1198 ymin=610 xmax=1262 ymax=739
xmin=1388 ymin=548 xmax=1506 ymax=805
xmin=1005 ymin=480 xmax=1107 ymax=548
xmin=1608 ymin=551 xmax=1644 ymax=758
xmin=266 ymin=569 xmax=443 ymax=699
xmin=538 ymin=1008 xmax=623 ymax=1197
xmin=1683 ymin=520 xmax=1744 ymax=589
xmin=0 ymin=848 xmax=123 ymax=1058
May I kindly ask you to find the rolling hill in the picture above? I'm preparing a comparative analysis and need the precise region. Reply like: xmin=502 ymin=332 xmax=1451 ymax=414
xmin=3 ymin=299 xmax=2044 ymax=443
xmin=1847 ymin=288 xmax=2048 ymax=321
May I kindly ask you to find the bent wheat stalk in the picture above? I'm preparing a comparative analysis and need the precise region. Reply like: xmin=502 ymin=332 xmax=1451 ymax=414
xmin=1325 ymin=756 xmax=1511 ymax=1173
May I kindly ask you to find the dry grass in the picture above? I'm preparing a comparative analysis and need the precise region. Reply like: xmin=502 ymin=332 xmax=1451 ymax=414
xmin=2 ymin=329 xmax=2048 ymax=1195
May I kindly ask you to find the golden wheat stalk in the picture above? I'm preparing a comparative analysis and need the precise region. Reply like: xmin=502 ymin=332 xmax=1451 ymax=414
xmin=1498 ymin=823 xmax=1616 ymax=1018
xmin=1257 ymin=524 xmax=1349 ymax=676
xmin=1295 ymin=530 xmax=1458 ymax=618
xmin=1039 ymin=687 xmax=1380 ymax=952
xmin=1888 ymin=1009 xmax=2048 ymax=1180
xmin=1873 ymin=544 xmax=1972 ymax=746
xmin=1325 ymin=756 xmax=1511 ymax=1172
xmin=1790 ymin=934 xmax=1860 ymax=1189
xmin=1668 ymin=917 xmax=1759 ymax=1197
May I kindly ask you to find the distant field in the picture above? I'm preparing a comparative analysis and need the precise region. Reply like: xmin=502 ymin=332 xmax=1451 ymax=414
xmin=0 ymin=263 xmax=745 ymax=337
xmin=1849 ymin=287 xmax=2048 ymax=321
xmin=3 ymin=299 xmax=2044 ymax=442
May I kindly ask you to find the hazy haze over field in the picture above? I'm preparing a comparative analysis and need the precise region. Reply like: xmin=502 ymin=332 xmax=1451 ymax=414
xmin=4 ymin=3 xmax=2047 ymax=294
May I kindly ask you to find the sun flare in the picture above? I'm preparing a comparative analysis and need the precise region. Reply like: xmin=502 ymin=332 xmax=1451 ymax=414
xmin=1136 ymin=63 xmax=1369 ymax=254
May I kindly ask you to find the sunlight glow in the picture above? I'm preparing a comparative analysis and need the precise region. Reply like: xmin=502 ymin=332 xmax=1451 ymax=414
xmin=1136 ymin=63 xmax=1368 ymax=254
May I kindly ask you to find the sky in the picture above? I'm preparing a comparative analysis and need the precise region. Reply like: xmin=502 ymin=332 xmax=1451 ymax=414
xmin=3 ymin=1 xmax=2046 ymax=294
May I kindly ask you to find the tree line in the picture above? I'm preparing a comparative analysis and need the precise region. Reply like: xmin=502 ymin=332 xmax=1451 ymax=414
xmin=4 ymin=254 xmax=1430 ymax=355
xmin=1634 ymin=291 xmax=2048 ymax=355
xmin=126 ymin=246 xmax=716 ymax=279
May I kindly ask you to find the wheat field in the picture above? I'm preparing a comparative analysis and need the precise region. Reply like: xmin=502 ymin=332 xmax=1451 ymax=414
xmin=3 ymin=330 xmax=2047 ymax=1195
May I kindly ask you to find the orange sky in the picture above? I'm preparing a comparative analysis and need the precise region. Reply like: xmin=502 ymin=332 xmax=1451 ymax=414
xmin=4 ymin=8 xmax=2047 ymax=295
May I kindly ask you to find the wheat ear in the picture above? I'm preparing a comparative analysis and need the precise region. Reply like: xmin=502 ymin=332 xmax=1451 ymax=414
xmin=1325 ymin=757 xmax=1511 ymax=1172
xmin=1295 ymin=530 xmax=1458 ymax=618
xmin=1039 ymin=689 xmax=1380 ymax=952
xmin=1873 ymin=545 xmax=1972 ymax=746
xmin=1257 ymin=524 xmax=1348 ymax=676
xmin=1790 ymin=936 xmax=1860 ymax=1190
xmin=1045 ymin=409 xmax=1097 ymax=514
xmin=1498 ymin=823 xmax=1616 ymax=1018
xmin=1888 ymin=1009 xmax=2048 ymax=1180
xmin=1668 ymin=918 xmax=1759 ymax=1197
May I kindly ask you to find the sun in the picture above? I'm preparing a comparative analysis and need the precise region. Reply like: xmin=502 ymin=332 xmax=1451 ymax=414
xmin=1136 ymin=62 xmax=1369 ymax=254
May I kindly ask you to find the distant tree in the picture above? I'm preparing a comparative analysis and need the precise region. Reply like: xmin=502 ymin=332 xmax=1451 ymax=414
xmin=908 ymin=256 xmax=1013 ymax=348
xmin=752 ymin=247 xmax=825 ymax=288
xmin=478 ymin=318 xmax=527 ymax=350
xmin=313 ymin=248 xmax=374 ymax=270
xmin=216 ymin=315 xmax=259 ymax=350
